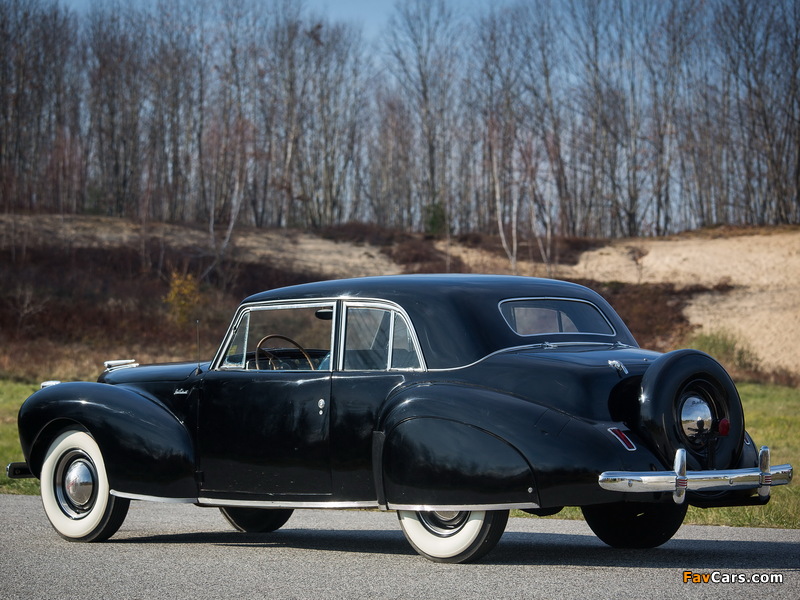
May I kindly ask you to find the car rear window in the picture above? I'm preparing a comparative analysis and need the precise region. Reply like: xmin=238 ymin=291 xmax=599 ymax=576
xmin=500 ymin=298 xmax=615 ymax=336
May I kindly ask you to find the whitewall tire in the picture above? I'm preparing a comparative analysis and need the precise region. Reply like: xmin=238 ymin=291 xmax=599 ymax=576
xmin=40 ymin=430 xmax=129 ymax=542
xmin=397 ymin=509 xmax=508 ymax=563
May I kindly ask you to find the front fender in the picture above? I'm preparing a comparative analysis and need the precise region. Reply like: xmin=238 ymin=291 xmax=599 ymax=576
xmin=18 ymin=382 xmax=196 ymax=499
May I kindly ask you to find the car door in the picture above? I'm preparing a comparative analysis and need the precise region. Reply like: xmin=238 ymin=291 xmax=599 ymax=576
xmin=198 ymin=302 xmax=335 ymax=497
xmin=329 ymin=302 xmax=425 ymax=499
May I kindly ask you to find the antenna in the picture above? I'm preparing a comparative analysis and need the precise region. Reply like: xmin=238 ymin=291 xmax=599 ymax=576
xmin=195 ymin=319 xmax=202 ymax=375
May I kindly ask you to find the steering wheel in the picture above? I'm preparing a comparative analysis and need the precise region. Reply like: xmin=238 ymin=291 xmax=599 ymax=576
xmin=255 ymin=334 xmax=315 ymax=371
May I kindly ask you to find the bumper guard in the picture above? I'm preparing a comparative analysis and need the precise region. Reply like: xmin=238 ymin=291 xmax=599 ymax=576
xmin=599 ymin=446 xmax=793 ymax=504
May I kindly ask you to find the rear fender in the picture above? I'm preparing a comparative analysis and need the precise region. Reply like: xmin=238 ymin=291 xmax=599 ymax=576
xmin=19 ymin=382 xmax=196 ymax=499
xmin=376 ymin=384 xmax=547 ymax=509
xmin=376 ymin=383 xmax=671 ymax=509
xmin=381 ymin=417 xmax=538 ymax=508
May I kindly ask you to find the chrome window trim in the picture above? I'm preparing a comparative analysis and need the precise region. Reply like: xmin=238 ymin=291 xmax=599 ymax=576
xmin=338 ymin=299 xmax=426 ymax=372
xmin=498 ymin=296 xmax=617 ymax=337
xmin=217 ymin=310 xmax=251 ymax=370
xmin=212 ymin=296 xmax=426 ymax=372
xmin=212 ymin=300 xmax=338 ymax=372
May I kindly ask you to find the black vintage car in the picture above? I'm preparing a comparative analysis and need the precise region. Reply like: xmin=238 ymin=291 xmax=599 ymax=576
xmin=8 ymin=275 xmax=793 ymax=562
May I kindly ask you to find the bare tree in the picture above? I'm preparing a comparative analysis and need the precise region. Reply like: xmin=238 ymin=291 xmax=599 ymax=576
xmin=386 ymin=0 xmax=461 ymax=234
xmin=471 ymin=5 xmax=526 ymax=271
xmin=85 ymin=2 xmax=147 ymax=218
xmin=1 ymin=0 xmax=83 ymax=214
xmin=3 ymin=0 xmax=799 ymax=241
xmin=364 ymin=82 xmax=416 ymax=229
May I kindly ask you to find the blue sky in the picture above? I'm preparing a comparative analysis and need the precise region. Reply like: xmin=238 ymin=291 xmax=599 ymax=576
xmin=304 ymin=0 xmax=397 ymax=38
xmin=60 ymin=0 xmax=491 ymax=40
xmin=57 ymin=0 xmax=398 ymax=43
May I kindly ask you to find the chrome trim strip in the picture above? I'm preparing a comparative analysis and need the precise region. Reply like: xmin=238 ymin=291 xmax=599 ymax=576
xmin=599 ymin=446 xmax=793 ymax=504
xmin=194 ymin=497 xmax=541 ymax=512
xmin=110 ymin=491 xmax=544 ymax=513
xmin=427 ymin=342 xmax=627 ymax=372
xmin=103 ymin=359 xmax=138 ymax=370
xmin=387 ymin=502 xmax=540 ymax=512
xmin=110 ymin=490 xmax=197 ymax=503
xmin=197 ymin=498 xmax=379 ymax=509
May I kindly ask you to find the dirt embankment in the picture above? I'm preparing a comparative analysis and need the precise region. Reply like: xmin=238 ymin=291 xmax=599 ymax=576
xmin=561 ymin=232 xmax=800 ymax=375
xmin=2 ymin=215 xmax=798 ymax=376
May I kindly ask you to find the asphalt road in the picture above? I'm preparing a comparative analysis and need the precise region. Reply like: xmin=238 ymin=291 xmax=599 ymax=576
xmin=1 ymin=494 xmax=798 ymax=599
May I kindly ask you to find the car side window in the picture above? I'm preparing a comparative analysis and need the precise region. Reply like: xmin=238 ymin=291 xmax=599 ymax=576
xmin=344 ymin=308 xmax=390 ymax=370
xmin=221 ymin=304 xmax=334 ymax=370
xmin=391 ymin=312 xmax=421 ymax=369
xmin=221 ymin=311 xmax=250 ymax=368
xmin=343 ymin=306 xmax=421 ymax=371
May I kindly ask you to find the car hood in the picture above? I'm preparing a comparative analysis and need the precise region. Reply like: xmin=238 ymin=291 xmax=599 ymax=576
xmin=98 ymin=361 xmax=210 ymax=385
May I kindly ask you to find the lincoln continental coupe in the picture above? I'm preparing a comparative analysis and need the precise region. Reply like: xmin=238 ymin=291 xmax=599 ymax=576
xmin=8 ymin=275 xmax=793 ymax=562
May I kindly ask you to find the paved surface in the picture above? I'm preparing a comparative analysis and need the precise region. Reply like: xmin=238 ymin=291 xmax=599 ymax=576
xmin=1 ymin=494 xmax=798 ymax=599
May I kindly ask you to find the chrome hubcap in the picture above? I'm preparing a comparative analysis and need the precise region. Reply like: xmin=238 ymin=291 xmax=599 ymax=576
xmin=680 ymin=394 xmax=713 ymax=444
xmin=54 ymin=450 xmax=97 ymax=519
xmin=417 ymin=511 xmax=470 ymax=537
xmin=64 ymin=460 xmax=94 ymax=507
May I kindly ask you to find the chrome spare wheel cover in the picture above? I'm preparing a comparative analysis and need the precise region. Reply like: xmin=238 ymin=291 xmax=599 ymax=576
xmin=55 ymin=450 xmax=98 ymax=519
xmin=680 ymin=395 xmax=713 ymax=443
xmin=418 ymin=511 xmax=470 ymax=537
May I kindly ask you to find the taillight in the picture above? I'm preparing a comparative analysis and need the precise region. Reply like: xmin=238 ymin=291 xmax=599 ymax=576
xmin=608 ymin=427 xmax=637 ymax=451
xmin=718 ymin=418 xmax=730 ymax=437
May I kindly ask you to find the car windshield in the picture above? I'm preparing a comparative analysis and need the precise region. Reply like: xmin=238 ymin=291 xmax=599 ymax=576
xmin=499 ymin=298 xmax=615 ymax=337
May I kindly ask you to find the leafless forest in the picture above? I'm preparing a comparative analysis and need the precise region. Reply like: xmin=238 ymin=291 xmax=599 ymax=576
xmin=2 ymin=0 xmax=798 ymax=264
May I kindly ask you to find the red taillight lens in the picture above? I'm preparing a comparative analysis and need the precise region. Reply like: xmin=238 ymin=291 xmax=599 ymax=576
xmin=608 ymin=427 xmax=637 ymax=451
xmin=718 ymin=418 xmax=730 ymax=436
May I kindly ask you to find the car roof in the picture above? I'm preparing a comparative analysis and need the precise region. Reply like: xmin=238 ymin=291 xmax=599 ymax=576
xmin=242 ymin=274 xmax=636 ymax=369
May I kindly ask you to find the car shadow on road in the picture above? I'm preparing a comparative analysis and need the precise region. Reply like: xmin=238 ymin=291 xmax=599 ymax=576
xmin=488 ymin=531 xmax=800 ymax=569
xmin=112 ymin=527 xmax=414 ymax=556
xmin=111 ymin=527 xmax=800 ymax=569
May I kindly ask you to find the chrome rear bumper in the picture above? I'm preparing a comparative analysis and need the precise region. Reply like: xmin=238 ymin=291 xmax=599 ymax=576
xmin=599 ymin=446 xmax=793 ymax=504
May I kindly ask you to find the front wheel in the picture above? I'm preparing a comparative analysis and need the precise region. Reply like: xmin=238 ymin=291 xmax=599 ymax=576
xmin=219 ymin=507 xmax=294 ymax=533
xmin=40 ymin=430 xmax=129 ymax=542
xmin=397 ymin=509 xmax=508 ymax=563
xmin=582 ymin=502 xmax=687 ymax=549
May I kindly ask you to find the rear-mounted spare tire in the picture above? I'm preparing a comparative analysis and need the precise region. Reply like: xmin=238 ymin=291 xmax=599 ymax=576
xmin=638 ymin=349 xmax=744 ymax=471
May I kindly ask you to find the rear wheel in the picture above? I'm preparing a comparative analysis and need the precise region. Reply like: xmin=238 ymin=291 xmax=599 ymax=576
xmin=582 ymin=502 xmax=687 ymax=549
xmin=219 ymin=507 xmax=294 ymax=533
xmin=40 ymin=430 xmax=129 ymax=542
xmin=397 ymin=509 xmax=508 ymax=563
